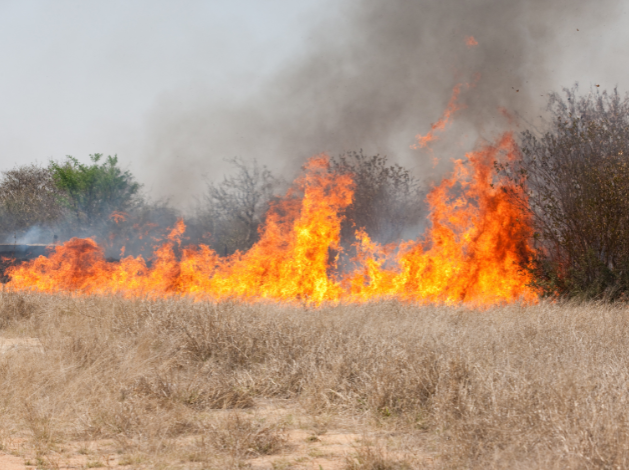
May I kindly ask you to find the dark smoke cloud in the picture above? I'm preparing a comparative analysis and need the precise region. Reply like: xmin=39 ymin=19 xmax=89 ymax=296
xmin=143 ymin=0 xmax=620 ymax=205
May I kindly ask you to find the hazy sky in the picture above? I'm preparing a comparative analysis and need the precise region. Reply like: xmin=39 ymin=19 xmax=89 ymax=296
xmin=0 ymin=1 xmax=327 ymax=191
xmin=0 ymin=0 xmax=627 ymax=206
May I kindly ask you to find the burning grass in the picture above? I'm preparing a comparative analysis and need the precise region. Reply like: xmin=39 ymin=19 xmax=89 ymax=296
xmin=5 ymin=134 xmax=536 ymax=308
xmin=1 ymin=293 xmax=629 ymax=468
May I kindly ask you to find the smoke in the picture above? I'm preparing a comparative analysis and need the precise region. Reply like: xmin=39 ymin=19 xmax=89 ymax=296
xmin=143 ymin=0 xmax=620 ymax=205
xmin=3 ymin=225 xmax=53 ymax=245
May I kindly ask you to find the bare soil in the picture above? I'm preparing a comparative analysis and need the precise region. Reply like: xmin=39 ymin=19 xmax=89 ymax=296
xmin=0 ymin=397 xmax=432 ymax=469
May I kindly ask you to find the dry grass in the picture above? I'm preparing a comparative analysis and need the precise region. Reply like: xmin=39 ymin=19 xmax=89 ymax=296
xmin=1 ymin=293 xmax=629 ymax=468
xmin=345 ymin=441 xmax=412 ymax=469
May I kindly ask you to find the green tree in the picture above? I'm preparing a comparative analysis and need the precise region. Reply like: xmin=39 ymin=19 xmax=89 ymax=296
xmin=50 ymin=154 xmax=141 ymax=234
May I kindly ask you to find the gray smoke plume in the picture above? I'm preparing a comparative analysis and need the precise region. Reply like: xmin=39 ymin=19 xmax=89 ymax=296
xmin=143 ymin=0 xmax=620 ymax=205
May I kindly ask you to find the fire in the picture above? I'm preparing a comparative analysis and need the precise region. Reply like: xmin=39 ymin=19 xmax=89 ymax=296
xmin=466 ymin=36 xmax=479 ymax=47
xmin=413 ymin=83 xmax=466 ymax=149
xmin=347 ymin=133 xmax=536 ymax=305
xmin=5 ymin=136 xmax=537 ymax=306
xmin=413 ymin=75 xmax=479 ymax=151
xmin=5 ymin=83 xmax=538 ymax=307
xmin=108 ymin=211 xmax=127 ymax=224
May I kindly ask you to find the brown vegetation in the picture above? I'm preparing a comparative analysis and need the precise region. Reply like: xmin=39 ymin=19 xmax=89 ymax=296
xmin=509 ymin=86 xmax=629 ymax=298
xmin=0 ymin=164 xmax=62 ymax=243
xmin=1 ymin=294 xmax=629 ymax=468
xmin=330 ymin=151 xmax=424 ymax=245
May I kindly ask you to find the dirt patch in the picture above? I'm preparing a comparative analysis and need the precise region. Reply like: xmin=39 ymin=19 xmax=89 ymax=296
xmin=0 ymin=398 xmax=432 ymax=469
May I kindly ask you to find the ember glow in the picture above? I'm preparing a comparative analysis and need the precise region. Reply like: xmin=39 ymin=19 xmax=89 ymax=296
xmin=6 ymin=132 xmax=537 ymax=306
xmin=466 ymin=35 xmax=479 ymax=47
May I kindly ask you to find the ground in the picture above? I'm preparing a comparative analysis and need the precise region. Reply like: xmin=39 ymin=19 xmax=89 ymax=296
xmin=3 ymin=294 xmax=629 ymax=469
xmin=0 ymin=392 xmax=432 ymax=469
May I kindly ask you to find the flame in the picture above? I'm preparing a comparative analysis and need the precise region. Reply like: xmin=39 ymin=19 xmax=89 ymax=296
xmin=109 ymin=211 xmax=127 ymax=224
xmin=413 ymin=83 xmax=466 ymax=149
xmin=348 ymin=133 xmax=536 ymax=305
xmin=466 ymin=36 xmax=479 ymax=47
xmin=5 ymin=136 xmax=537 ymax=307
xmin=412 ymin=75 xmax=479 ymax=151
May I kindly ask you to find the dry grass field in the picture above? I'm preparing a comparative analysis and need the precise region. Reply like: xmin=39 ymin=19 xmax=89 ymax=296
xmin=1 ymin=293 xmax=629 ymax=469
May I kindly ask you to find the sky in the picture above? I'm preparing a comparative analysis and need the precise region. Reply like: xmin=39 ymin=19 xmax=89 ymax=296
xmin=0 ymin=0 xmax=327 ymax=196
xmin=0 ymin=0 xmax=627 ymax=206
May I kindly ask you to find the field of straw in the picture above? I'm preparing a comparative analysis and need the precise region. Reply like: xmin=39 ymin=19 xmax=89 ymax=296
xmin=1 ymin=293 xmax=629 ymax=469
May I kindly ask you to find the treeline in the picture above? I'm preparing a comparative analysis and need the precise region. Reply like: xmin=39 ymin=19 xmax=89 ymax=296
xmin=0 ymin=155 xmax=177 ymax=259
xmin=4 ymin=85 xmax=628 ymax=300
xmin=0 ymin=151 xmax=425 ymax=260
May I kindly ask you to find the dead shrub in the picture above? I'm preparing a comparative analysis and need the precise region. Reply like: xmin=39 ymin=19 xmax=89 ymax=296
xmin=202 ymin=412 xmax=286 ymax=459
xmin=0 ymin=291 xmax=40 ymax=327
xmin=511 ymin=86 xmax=629 ymax=298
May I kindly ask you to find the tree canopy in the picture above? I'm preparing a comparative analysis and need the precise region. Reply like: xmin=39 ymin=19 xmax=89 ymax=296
xmin=50 ymin=154 xmax=141 ymax=232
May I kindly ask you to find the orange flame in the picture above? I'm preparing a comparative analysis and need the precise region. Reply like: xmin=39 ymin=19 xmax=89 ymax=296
xmin=6 ymin=137 xmax=537 ymax=307
xmin=109 ymin=211 xmax=127 ymax=224
xmin=412 ymin=75 xmax=480 ymax=151
xmin=466 ymin=36 xmax=479 ymax=47
xmin=413 ymin=83 xmax=466 ymax=149
xmin=348 ymin=132 xmax=535 ymax=305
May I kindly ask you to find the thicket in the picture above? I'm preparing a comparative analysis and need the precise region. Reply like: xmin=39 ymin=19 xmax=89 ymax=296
xmin=0 ymin=164 xmax=62 ymax=243
xmin=512 ymin=86 xmax=629 ymax=299
xmin=0 ymin=155 xmax=173 ymax=258
xmin=189 ymin=157 xmax=278 ymax=256
xmin=187 ymin=154 xmax=423 ymax=256
xmin=50 ymin=154 xmax=142 ymax=238
xmin=6 ymin=86 xmax=629 ymax=301
xmin=330 ymin=151 xmax=424 ymax=246
xmin=0 ymin=152 xmax=424 ymax=260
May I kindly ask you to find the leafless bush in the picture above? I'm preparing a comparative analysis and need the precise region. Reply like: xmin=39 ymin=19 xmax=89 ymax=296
xmin=100 ymin=198 xmax=181 ymax=259
xmin=190 ymin=154 xmax=424 ymax=257
xmin=330 ymin=152 xmax=424 ymax=246
xmin=191 ymin=157 xmax=278 ymax=255
xmin=513 ymin=85 xmax=629 ymax=298
xmin=0 ymin=163 xmax=63 ymax=243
